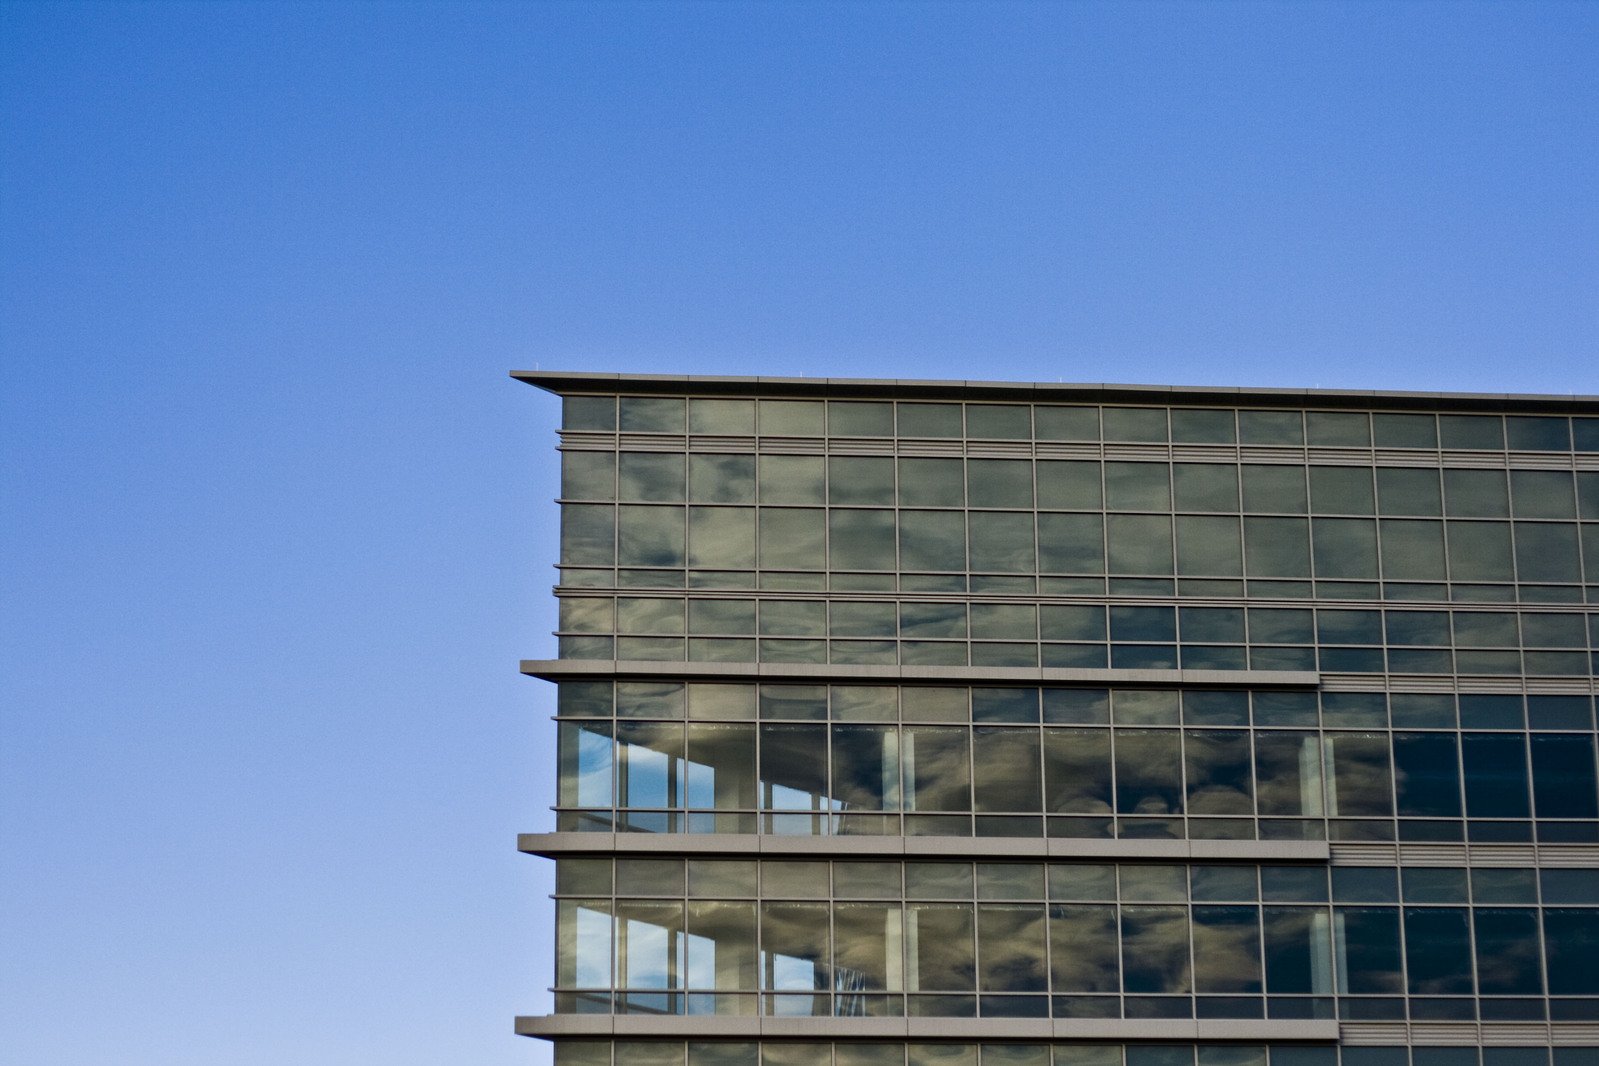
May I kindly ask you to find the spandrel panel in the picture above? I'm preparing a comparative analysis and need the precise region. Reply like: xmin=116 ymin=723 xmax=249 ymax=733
xmin=1192 ymin=905 xmax=1263 ymax=993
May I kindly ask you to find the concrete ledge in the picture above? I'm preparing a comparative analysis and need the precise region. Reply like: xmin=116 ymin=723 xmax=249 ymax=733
xmin=514 ymin=1014 xmax=1340 ymax=1042
xmin=518 ymin=832 xmax=1331 ymax=863
xmin=522 ymin=659 xmax=1320 ymax=689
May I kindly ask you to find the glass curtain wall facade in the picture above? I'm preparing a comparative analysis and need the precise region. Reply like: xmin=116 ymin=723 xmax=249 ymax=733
xmin=516 ymin=373 xmax=1599 ymax=1066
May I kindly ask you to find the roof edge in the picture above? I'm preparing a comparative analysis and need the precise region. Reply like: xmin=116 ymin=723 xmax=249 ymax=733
xmin=509 ymin=370 xmax=1599 ymax=413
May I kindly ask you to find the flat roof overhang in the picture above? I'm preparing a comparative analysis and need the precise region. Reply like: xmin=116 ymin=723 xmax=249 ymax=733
xmin=511 ymin=370 xmax=1599 ymax=415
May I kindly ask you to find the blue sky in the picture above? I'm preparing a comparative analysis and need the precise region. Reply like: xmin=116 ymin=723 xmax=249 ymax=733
xmin=2 ymin=2 xmax=1596 ymax=1063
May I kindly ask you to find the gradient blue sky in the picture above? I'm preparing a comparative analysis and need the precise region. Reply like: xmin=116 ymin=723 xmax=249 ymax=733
xmin=2 ymin=2 xmax=1596 ymax=1063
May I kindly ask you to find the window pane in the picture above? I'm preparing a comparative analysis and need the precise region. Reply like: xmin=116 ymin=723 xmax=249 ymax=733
xmin=1473 ymin=909 xmax=1542 ymax=994
xmin=898 ymin=458 xmax=965 ymax=507
xmin=968 ymin=459 xmax=1034 ymax=509
xmin=1107 ymin=515 xmax=1173 ymax=575
xmin=830 ymin=510 xmax=896 ymax=570
xmin=900 ymin=510 xmax=967 ymax=571
xmin=969 ymin=512 xmax=1036 ymax=573
xmin=1049 ymin=905 xmax=1119 ymax=991
xmin=1121 ymin=906 xmax=1191 ymax=992
xmin=973 ymin=728 xmax=1042 ymax=812
xmin=1463 ymin=733 xmax=1531 ymax=818
xmin=1336 ymin=907 xmax=1402 ymax=993
xmin=1177 ymin=515 xmax=1244 ymax=576
xmin=690 ymin=455 xmax=755 ymax=503
xmin=1105 ymin=462 xmax=1171 ymax=511
xmin=1312 ymin=518 xmax=1378 ymax=579
xmin=977 ymin=904 xmax=1048 ymax=991
xmin=1404 ymin=907 xmax=1472 ymax=995
xmin=1532 ymin=734 xmax=1598 ymax=819
xmin=759 ymin=455 xmax=824 ymax=504
xmin=1393 ymin=733 xmax=1461 ymax=817
xmin=1193 ymin=905 xmax=1262 ymax=992
xmin=1039 ymin=513 xmax=1105 ymax=574
xmin=1185 ymin=730 xmax=1254 ymax=815
xmin=1115 ymin=731 xmax=1183 ymax=815
xmin=1376 ymin=468 xmax=1441 ymax=516
xmin=1242 ymin=466 xmax=1307 ymax=513
xmin=1446 ymin=521 xmax=1514 ymax=581
xmin=828 ymin=457 xmax=894 ymax=505
xmin=1173 ymin=463 xmax=1240 ymax=512
xmin=1327 ymin=734 xmax=1392 ymax=816
xmin=619 ymin=505 xmax=685 ymax=566
xmin=1037 ymin=461 xmax=1102 ymax=510
xmin=1244 ymin=517 xmax=1310 ymax=577
xmin=758 ymin=509 xmax=824 ymax=570
xmin=1379 ymin=519 xmax=1445 ymax=581
xmin=689 ymin=398 xmax=755 ymax=435
xmin=1309 ymin=467 xmax=1374 ymax=515
xmin=1444 ymin=469 xmax=1509 ymax=517
xmin=1044 ymin=729 xmax=1113 ymax=813
xmin=907 ymin=904 xmax=975 ymax=991
xmin=689 ymin=507 xmax=755 ymax=569
xmin=1515 ymin=522 xmax=1582 ymax=583
xmin=905 ymin=727 xmax=971 ymax=811
xmin=1512 ymin=470 xmax=1577 ymax=519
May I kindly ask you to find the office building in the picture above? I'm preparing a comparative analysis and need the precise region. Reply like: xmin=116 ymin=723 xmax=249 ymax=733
xmin=514 ymin=371 xmax=1599 ymax=1066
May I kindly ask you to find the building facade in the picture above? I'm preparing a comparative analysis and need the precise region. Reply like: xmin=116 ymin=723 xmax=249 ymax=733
xmin=515 ymin=372 xmax=1599 ymax=1066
